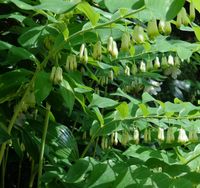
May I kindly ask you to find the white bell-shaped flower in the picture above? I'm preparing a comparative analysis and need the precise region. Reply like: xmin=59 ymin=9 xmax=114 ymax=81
xmin=178 ymin=128 xmax=188 ymax=144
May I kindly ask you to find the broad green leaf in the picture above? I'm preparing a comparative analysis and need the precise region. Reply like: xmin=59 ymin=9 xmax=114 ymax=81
xmin=11 ymin=0 xmax=80 ymax=14
xmin=89 ymin=94 xmax=118 ymax=108
xmin=138 ymin=103 xmax=149 ymax=116
xmin=34 ymin=71 xmax=52 ymax=104
xmin=116 ymin=102 xmax=129 ymax=119
xmin=145 ymin=0 xmax=185 ymax=20
xmin=84 ymin=163 xmax=116 ymax=188
xmin=142 ymin=92 xmax=155 ymax=103
xmin=60 ymin=80 xmax=75 ymax=116
xmin=18 ymin=26 xmax=46 ymax=48
xmin=104 ymin=0 xmax=144 ymax=13
xmin=193 ymin=26 xmax=200 ymax=41
xmin=0 ymin=69 xmax=32 ymax=103
xmin=76 ymin=2 xmax=100 ymax=26
xmin=193 ymin=0 xmax=200 ymax=13
xmin=65 ymin=159 xmax=91 ymax=183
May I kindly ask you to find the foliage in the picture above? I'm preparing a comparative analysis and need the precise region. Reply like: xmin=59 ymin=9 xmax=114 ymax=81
xmin=1 ymin=0 xmax=200 ymax=187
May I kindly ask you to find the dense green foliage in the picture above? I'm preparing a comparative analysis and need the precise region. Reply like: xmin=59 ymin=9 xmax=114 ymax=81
xmin=1 ymin=0 xmax=200 ymax=187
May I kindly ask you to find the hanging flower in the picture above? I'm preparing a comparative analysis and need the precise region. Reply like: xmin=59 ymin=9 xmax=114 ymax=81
xmin=154 ymin=56 xmax=160 ymax=69
xmin=166 ymin=127 xmax=175 ymax=144
xmin=133 ymin=128 xmax=140 ymax=144
xmin=144 ymin=79 xmax=162 ymax=95
xmin=178 ymin=128 xmax=189 ymax=144
xmin=189 ymin=129 xmax=198 ymax=143
xmin=125 ymin=65 xmax=130 ymax=76
xmin=140 ymin=61 xmax=146 ymax=72
xmin=158 ymin=127 xmax=165 ymax=141
xmin=168 ymin=55 xmax=174 ymax=66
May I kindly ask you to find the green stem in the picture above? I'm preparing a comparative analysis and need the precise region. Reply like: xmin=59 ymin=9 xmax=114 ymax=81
xmin=37 ymin=103 xmax=51 ymax=188
xmin=29 ymin=159 xmax=36 ymax=188
xmin=184 ymin=152 xmax=200 ymax=165
xmin=17 ymin=159 xmax=22 ymax=188
xmin=81 ymin=127 xmax=101 ymax=158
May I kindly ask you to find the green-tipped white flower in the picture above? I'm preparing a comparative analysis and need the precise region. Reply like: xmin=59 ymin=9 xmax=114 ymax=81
xmin=79 ymin=43 xmax=85 ymax=61
xmin=144 ymin=128 xmax=151 ymax=143
xmin=132 ymin=25 xmax=146 ymax=44
xmin=121 ymin=32 xmax=130 ymax=51
xmin=111 ymin=41 xmax=118 ymax=58
xmin=107 ymin=36 xmax=113 ymax=53
xmin=178 ymin=128 xmax=189 ymax=144
xmin=92 ymin=41 xmax=102 ymax=60
xmin=166 ymin=127 xmax=175 ymax=144
xmin=109 ymin=70 xmax=114 ymax=81
xmin=114 ymin=132 xmax=118 ymax=145
xmin=125 ymin=65 xmax=130 ymax=76
xmin=146 ymin=60 xmax=153 ymax=71
xmin=168 ymin=55 xmax=174 ymax=66
xmin=133 ymin=128 xmax=140 ymax=144
xmin=140 ymin=61 xmax=146 ymax=72
xmin=154 ymin=57 xmax=160 ymax=69
xmin=131 ymin=63 xmax=138 ymax=75
xmin=158 ymin=127 xmax=165 ymax=141
xmin=189 ymin=129 xmax=198 ymax=143
xmin=147 ymin=19 xmax=160 ymax=39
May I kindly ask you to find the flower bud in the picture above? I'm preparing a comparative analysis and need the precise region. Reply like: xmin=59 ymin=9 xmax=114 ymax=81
xmin=158 ymin=20 xmax=172 ymax=35
xmin=83 ymin=47 xmax=88 ymax=64
xmin=176 ymin=12 xmax=182 ymax=29
xmin=93 ymin=41 xmax=102 ymax=60
xmin=121 ymin=131 xmax=129 ymax=146
xmin=144 ymin=128 xmax=151 ymax=143
xmin=111 ymin=41 xmax=118 ymax=58
xmin=109 ymin=70 xmax=114 ymax=81
xmin=132 ymin=25 xmax=145 ymax=44
xmin=168 ymin=55 xmax=174 ymax=66
xmin=121 ymin=32 xmax=130 ymax=52
xmin=166 ymin=127 xmax=175 ymax=144
xmin=174 ymin=56 xmax=180 ymax=68
xmin=189 ymin=1 xmax=195 ymax=21
xmin=107 ymin=36 xmax=113 ymax=53
xmin=146 ymin=60 xmax=153 ymax=71
xmin=147 ymin=20 xmax=159 ymax=39
xmin=158 ymin=127 xmax=165 ymax=142
xmin=54 ymin=66 xmax=63 ymax=85
xmin=133 ymin=128 xmax=140 ymax=144
xmin=161 ymin=55 xmax=169 ymax=69
xmin=125 ymin=65 xmax=130 ymax=76
xmin=114 ymin=132 xmax=118 ymax=145
xmin=154 ymin=57 xmax=160 ymax=69
xmin=189 ymin=129 xmax=198 ymax=143
xmin=140 ymin=61 xmax=146 ymax=72
xmin=79 ymin=43 xmax=85 ymax=61
xmin=65 ymin=55 xmax=71 ymax=71
xmin=178 ymin=128 xmax=189 ymax=144
xmin=131 ymin=63 xmax=138 ymax=75
xmin=50 ymin=66 xmax=56 ymax=82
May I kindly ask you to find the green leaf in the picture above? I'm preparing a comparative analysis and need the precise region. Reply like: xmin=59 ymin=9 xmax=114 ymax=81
xmin=104 ymin=0 xmax=144 ymax=13
xmin=193 ymin=26 xmax=200 ymax=41
xmin=93 ymin=107 xmax=104 ymax=126
xmin=77 ymin=2 xmax=99 ymax=26
xmin=18 ymin=26 xmax=46 ymax=48
xmin=11 ymin=0 xmax=80 ymax=14
xmin=0 ymin=69 xmax=32 ymax=103
xmin=60 ymin=80 xmax=75 ymax=116
xmin=89 ymin=94 xmax=118 ymax=108
xmin=35 ymin=71 xmax=52 ymax=104
xmin=116 ymin=102 xmax=129 ymax=119
xmin=65 ymin=159 xmax=91 ymax=183
xmin=145 ymin=0 xmax=185 ymax=20
xmin=138 ymin=103 xmax=149 ymax=116
xmin=142 ymin=92 xmax=155 ymax=103
xmin=193 ymin=0 xmax=200 ymax=13
xmin=0 ymin=126 xmax=10 ymax=144
xmin=84 ymin=163 xmax=116 ymax=188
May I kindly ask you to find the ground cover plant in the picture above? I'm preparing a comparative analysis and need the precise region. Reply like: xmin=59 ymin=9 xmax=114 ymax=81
xmin=1 ymin=0 xmax=200 ymax=187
